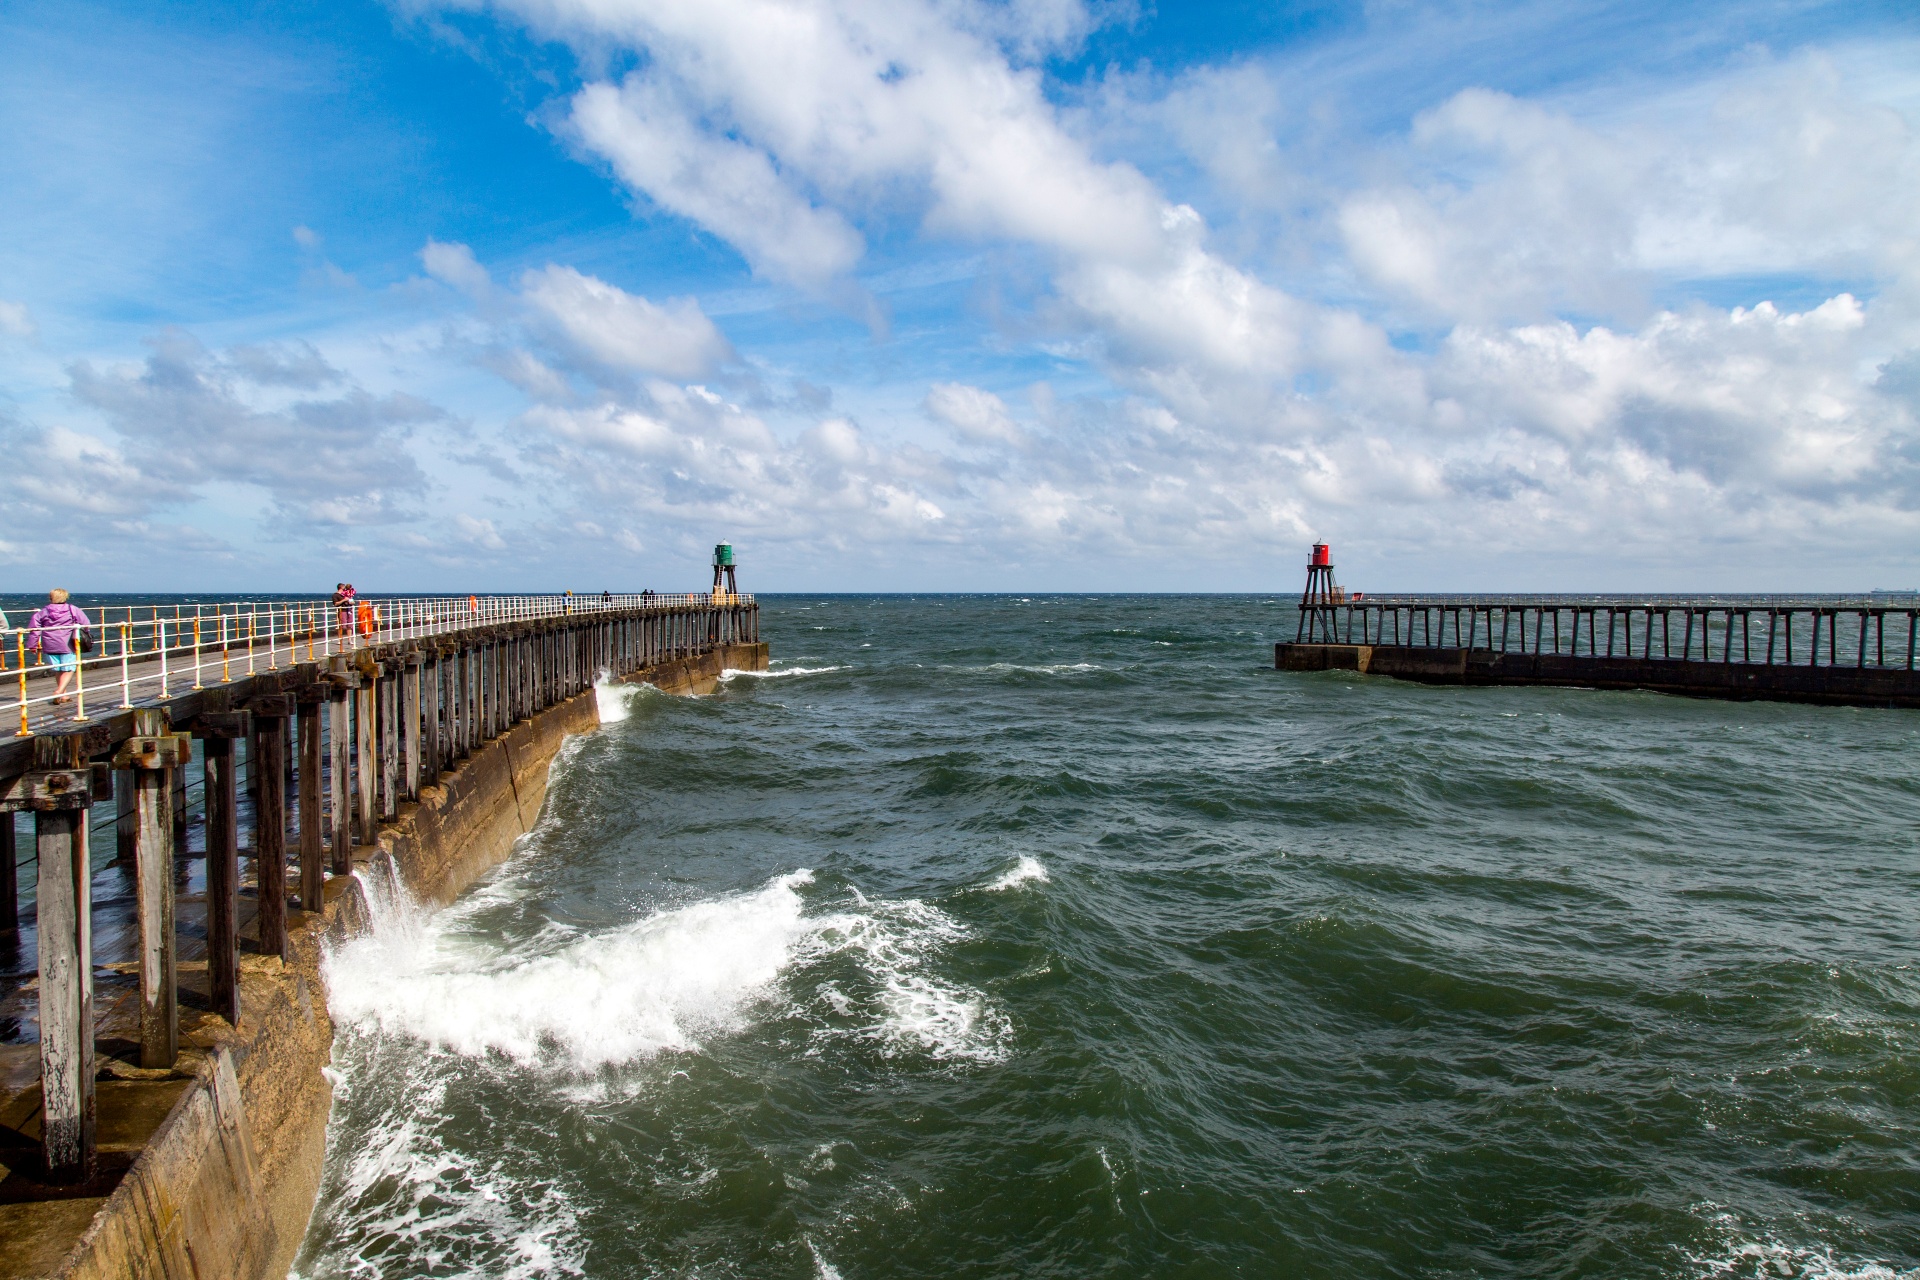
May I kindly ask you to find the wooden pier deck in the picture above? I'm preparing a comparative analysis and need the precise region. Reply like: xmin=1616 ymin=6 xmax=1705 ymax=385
xmin=0 ymin=589 xmax=764 ymax=1278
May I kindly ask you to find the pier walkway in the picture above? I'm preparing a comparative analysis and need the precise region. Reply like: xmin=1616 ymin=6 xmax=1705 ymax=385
xmin=0 ymin=589 xmax=761 ymax=1270
xmin=1275 ymin=546 xmax=1920 ymax=708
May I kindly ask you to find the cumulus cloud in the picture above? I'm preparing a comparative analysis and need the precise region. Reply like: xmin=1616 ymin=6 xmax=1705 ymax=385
xmin=570 ymin=79 xmax=865 ymax=288
xmin=453 ymin=512 xmax=507 ymax=550
xmin=224 ymin=340 xmax=343 ymax=389
xmin=546 ymin=0 xmax=1185 ymax=271
xmin=421 ymin=238 xmax=494 ymax=298
xmin=26 ymin=2 xmax=1919 ymax=586
xmin=403 ymin=0 xmax=1918 ymax=584
xmin=0 ymin=299 xmax=36 ymax=338
xmin=0 ymin=409 xmax=240 ymax=572
xmin=1337 ymin=59 xmax=1920 ymax=325
xmin=926 ymin=381 xmax=1023 ymax=446
xmin=519 ymin=263 xmax=734 ymax=379
xmin=68 ymin=329 xmax=440 ymax=526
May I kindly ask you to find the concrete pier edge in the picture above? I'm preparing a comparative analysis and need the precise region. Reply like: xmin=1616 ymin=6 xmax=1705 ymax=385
xmin=1275 ymin=641 xmax=1920 ymax=708
xmin=5 ymin=641 xmax=768 ymax=1280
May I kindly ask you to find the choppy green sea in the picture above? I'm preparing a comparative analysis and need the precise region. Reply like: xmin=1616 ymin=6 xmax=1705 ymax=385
xmin=294 ymin=595 xmax=1920 ymax=1279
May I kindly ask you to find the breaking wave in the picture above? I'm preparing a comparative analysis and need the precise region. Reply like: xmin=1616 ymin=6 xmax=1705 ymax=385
xmin=324 ymin=863 xmax=1007 ymax=1076
xmin=983 ymin=856 xmax=1050 ymax=892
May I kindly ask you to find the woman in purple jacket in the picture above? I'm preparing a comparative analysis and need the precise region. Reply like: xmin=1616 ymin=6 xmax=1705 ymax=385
xmin=27 ymin=588 xmax=90 ymax=704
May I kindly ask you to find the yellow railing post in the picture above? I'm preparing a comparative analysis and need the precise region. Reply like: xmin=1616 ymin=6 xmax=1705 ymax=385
xmin=15 ymin=633 xmax=28 ymax=737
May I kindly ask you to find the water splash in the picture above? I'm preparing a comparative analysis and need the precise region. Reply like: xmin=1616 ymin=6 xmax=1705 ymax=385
xmin=327 ymin=870 xmax=820 ymax=1070
xmin=325 ymin=865 xmax=1006 ymax=1075
xmin=984 ymin=856 xmax=1051 ymax=892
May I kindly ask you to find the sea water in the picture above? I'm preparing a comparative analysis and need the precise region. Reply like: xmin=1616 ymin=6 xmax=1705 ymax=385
xmin=293 ymin=595 xmax=1920 ymax=1279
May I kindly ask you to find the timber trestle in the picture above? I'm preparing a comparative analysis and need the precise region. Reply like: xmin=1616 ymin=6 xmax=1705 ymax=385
xmin=0 ymin=594 xmax=758 ymax=1193
xmin=1279 ymin=594 xmax=1920 ymax=708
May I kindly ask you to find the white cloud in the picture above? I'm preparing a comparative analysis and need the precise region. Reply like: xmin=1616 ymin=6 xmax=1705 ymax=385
xmin=519 ymin=263 xmax=734 ymax=379
xmin=1336 ymin=57 xmax=1920 ymax=325
xmin=67 ymin=329 xmax=441 ymax=526
xmin=22 ymin=3 xmax=1920 ymax=587
xmin=0 ymin=299 xmax=35 ymax=338
xmin=546 ymin=0 xmax=1178 ymax=269
xmin=570 ymin=79 xmax=864 ymax=288
xmin=422 ymin=239 xmax=493 ymax=298
xmin=925 ymin=381 xmax=1023 ymax=446
xmin=453 ymin=513 xmax=508 ymax=551
xmin=409 ymin=2 xmax=1916 ymax=585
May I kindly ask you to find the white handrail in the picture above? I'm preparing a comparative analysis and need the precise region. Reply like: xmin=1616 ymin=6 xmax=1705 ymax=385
xmin=3 ymin=592 xmax=753 ymax=737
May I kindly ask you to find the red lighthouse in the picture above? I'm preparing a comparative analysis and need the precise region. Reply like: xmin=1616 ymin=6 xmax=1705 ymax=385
xmin=1297 ymin=542 xmax=1343 ymax=641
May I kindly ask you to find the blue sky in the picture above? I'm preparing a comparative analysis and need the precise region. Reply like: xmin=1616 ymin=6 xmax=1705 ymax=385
xmin=1 ymin=0 xmax=1916 ymax=593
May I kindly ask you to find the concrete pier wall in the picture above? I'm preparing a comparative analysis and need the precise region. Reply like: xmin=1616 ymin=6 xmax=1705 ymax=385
xmin=7 ymin=640 xmax=769 ymax=1280
xmin=1275 ymin=641 xmax=1920 ymax=708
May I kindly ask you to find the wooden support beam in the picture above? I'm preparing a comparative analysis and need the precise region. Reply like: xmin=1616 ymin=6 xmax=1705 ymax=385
xmin=354 ymin=684 xmax=375 ymax=842
xmin=115 ymin=768 xmax=137 ymax=866
xmin=170 ymin=753 xmax=188 ymax=861
xmin=298 ymin=697 xmax=324 ymax=912
xmin=402 ymin=659 xmax=421 ymax=801
xmin=252 ymin=711 xmax=288 ymax=960
xmin=456 ymin=652 xmax=472 ymax=752
xmin=426 ymin=655 xmax=443 ymax=779
xmin=328 ymin=693 xmax=350 ymax=874
xmin=477 ymin=642 xmax=488 ymax=739
xmin=379 ymin=675 xmax=398 ymax=820
xmin=36 ymin=803 xmax=95 ymax=1184
xmin=113 ymin=710 xmax=181 ymax=1069
xmin=200 ymin=734 xmax=240 ymax=1026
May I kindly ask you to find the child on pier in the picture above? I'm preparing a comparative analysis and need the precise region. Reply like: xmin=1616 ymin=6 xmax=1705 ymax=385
xmin=26 ymin=588 xmax=90 ymax=705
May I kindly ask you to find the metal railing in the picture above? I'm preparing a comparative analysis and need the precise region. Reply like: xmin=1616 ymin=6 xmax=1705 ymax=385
xmin=3 ymin=592 xmax=750 ymax=735
xmin=1296 ymin=595 xmax=1920 ymax=671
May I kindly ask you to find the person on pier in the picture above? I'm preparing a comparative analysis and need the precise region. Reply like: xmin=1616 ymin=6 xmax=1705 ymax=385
xmin=26 ymin=588 xmax=90 ymax=705
xmin=333 ymin=583 xmax=356 ymax=638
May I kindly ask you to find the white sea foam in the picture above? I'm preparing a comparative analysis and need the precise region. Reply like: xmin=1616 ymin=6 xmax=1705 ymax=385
xmin=807 ymin=1239 xmax=844 ymax=1280
xmin=324 ymin=863 xmax=1008 ymax=1073
xmin=1689 ymin=1240 xmax=1920 ymax=1279
xmin=328 ymin=869 xmax=819 ymax=1070
xmin=946 ymin=661 xmax=1102 ymax=676
xmin=984 ymin=856 xmax=1050 ymax=892
xmin=798 ymin=896 xmax=1010 ymax=1063
xmin=295 ymin=1072 xmax=586 ymax=1280
xmin=719 ymin=664 xmax=847 ymax=682
xmin=592 ymin=675 xmax=660 ymax=723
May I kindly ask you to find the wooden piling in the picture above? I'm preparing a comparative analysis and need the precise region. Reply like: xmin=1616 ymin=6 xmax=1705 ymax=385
xmin=328 ymin=689 xmax=350 ymax=874
xmin=201 ymin=732 xmax=240 ymax=1026
xmin=115 ymin=768 xmax=137 ymax=866
xmin=170 ymin=751 xmax=188 ymax=861
xmin=114 ymin=709 xmax=184 ymax=1069
xmin=354 ymin=682 xmax=375 ymax=841
xmin=426 ymin=653 xmax=443 ymax=779
xmin=298 ymin=695 xmax=324 ymax=911
xmin=36 ymin=805 xmax=94 ymax=1183
xmin=379 ymin=674 xmax=398 ymax=820
xmin=402 ymin=658 xmax=421 ymax=801
xmin=251 ymin=701 xmax=289 ymax=960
